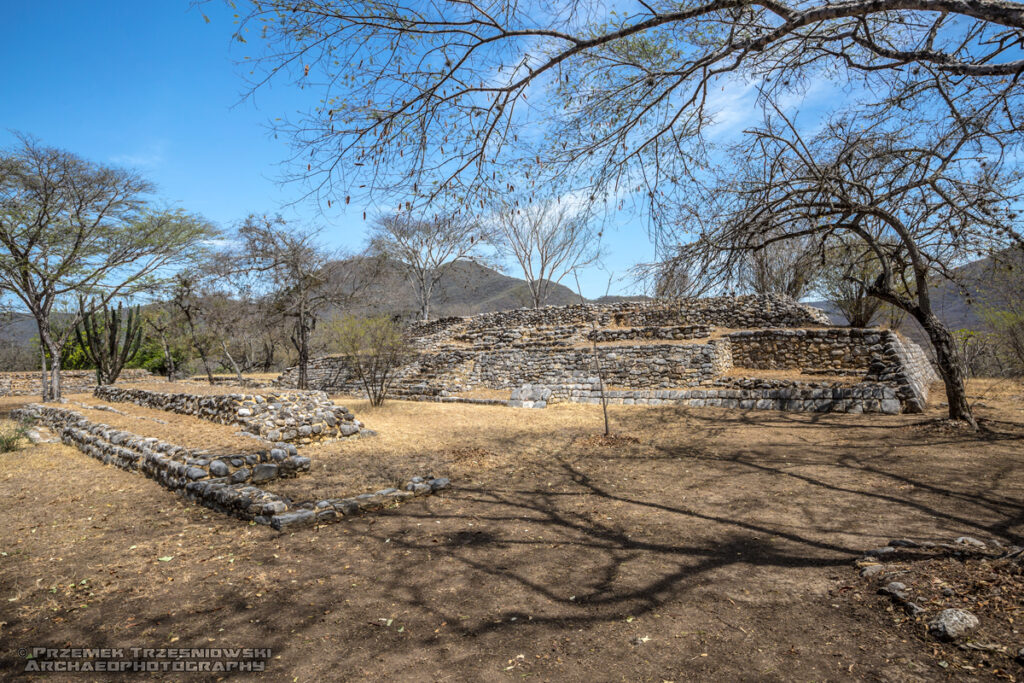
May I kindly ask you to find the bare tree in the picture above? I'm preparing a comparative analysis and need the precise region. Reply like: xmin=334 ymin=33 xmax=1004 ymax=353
xmin=235 ymin=215 xmax=371 ymax=389
xmin=369 ymin=212 xmax=490 ymax=321
xmin=0 ymin=135 xmax=215 ymax=400
xmin=817 ymin=235 xmax=904 ymax=328
xmin=740 ymin=236 xmax=821 ymax=300
xmin=145 ymin=303 xmax=184 ymax=381
xmin=168 ymin=272 xmax=220 ymax=383
xmin=672 ymin=111 xmax=1023 ymax=426
xmin=328 ymin=314 xmax=410 ymax=406
xmin=227 ymin=0 xmax=1023 ymax=218
xmin=494 ymin=196 xmax=601 ymax=308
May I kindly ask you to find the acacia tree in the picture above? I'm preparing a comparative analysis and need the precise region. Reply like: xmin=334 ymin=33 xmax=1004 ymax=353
xmin=672 ymin=112 xmax=1023 ymax=426
xmin=369 ymin=212 xmax=490 ymax=321
xmin=494 ymin=196 xmax=601 ymax=308
xmin=0 ymin=135 xmax=216 ymax=400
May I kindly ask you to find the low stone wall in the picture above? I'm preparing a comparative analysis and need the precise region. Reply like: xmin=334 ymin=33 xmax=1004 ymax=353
xmin=0 ymin=369 xmax=152 ymax=396
xmin=94 ymin=386 xmax=361 ymax=443
xmin=587 ymin=325 xmax=712 ymax=343
xmin=12 ymin=404 xmax=311 ymax=488
xmin=547 ymin=378 xmax=903 ymax=414
xmin=13 ymin=404 xmax=449 ymax=531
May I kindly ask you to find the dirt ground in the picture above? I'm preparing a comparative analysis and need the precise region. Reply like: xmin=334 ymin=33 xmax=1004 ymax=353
xmin=1 ymin=379 xmax=1022 ymax=680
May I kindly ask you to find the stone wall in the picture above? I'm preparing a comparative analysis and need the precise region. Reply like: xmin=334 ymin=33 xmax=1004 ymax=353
xmin=587 ymin=325 xmax=712 ymax=343
xmin=94 ymin=386 xmax=361 ymax=443
xmin=13 ymin=404 xmax=449 ymax=531
xmin=0 ymin=369 xmax=152 ymax=396
xmin=289 ymin=342 xmax=733 ymax=395
xmin=408 ymin=294 xmax=830 ymax=351
xmin=867 ymin=332 xmax=941 ymax=413
xmin=468 ymin=342 xmax=732 ymax=388
xmin=547 ymin=378 xmax=903 ymax=414
xmin=12 ymin=403 xmax=310 ymax=488
xmin=726 ymin=328 xmax=880 ymax=372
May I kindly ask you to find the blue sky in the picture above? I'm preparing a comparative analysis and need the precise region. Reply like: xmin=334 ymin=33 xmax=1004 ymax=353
xmin=0 ymin=1 xmax=663 ymax=297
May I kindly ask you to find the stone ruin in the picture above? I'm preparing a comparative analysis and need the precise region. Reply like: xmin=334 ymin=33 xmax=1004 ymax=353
xmin=13 ymin=387 xmax=449 ymax=530
xmin=281 ymin=294 xmax=940 ymax=415
xmin=94 ymin=386 xmax=362 ymax=443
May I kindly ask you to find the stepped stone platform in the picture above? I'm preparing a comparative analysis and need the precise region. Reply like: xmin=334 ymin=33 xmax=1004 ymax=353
xmin=279 ymin=294 xmax=939 ymax=415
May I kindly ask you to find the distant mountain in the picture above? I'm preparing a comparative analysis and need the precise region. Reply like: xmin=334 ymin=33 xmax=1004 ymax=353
xmin=0 ymin=312 xmax=39 ymax=346
xmin=808 ymin=249 xmax=1024 ymax=346
xmin=343 ymin=258 xmax=585 ymax=319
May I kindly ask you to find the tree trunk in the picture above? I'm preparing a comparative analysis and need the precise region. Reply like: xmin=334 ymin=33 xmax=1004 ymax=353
xmin=419 ymin=286 xmax=431 ymax=321
xmin=36 ymin=320 xmax=63 ymax=402
xmin=39 ymin=340 xmax=50 ymax=402
xmin=915 ymin=309 xmax=976 ymax=427
xmin=221 ymin=341 xmax=244 ymax=382
xmin=158 ymin=333 xmax=175 ymax=381
xmin=48 ymin=344 xmax=62 ymax=401
xmin=295 ymin=308 xmax=310 ymax=390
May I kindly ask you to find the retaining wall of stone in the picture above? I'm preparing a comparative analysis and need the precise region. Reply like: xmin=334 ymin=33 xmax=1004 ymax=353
xmin=726 ymin=328 xmax=879 ymax=372
xmin=12 ymin=403 xmax=310 ymax=489
xmin=94 ymin=386 xmax=361 ymax=443
xmin=867 ymin=332 xmax=941 ymax=412
xmin=13 ymin=404 xmax=449 ymax=531
xmin=547 ymin=378 xmax=904 ymax=414
xmin=288 ymin=341 xmax=733 ymax=395
xmin=409 ymin=294 xmax=830 ymax=350
xmin=587 ymin=325 xmax=712 ymax=343
xmin=0 ymin=369 xmax=152 ymax=396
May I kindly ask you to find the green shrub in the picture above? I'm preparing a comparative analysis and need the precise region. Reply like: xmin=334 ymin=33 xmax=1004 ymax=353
xmin=0 ymin=421 xmax=29 ymax=453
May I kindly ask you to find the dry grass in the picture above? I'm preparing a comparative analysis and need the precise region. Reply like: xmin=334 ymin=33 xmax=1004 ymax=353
xmin=964 ymin=377 xmax=1024 ymax=405
xmin=451 ymin=387 xmax=511 ymax=400
xmin=265 ymin=399 xmax=622 ymax=500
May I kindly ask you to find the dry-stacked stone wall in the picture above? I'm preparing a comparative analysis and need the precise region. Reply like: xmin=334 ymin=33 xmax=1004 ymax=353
xmin=726 ymin=328 xmax=879 ymax=371
xmin=0 ymin=369 xmax=152 ymax=396
xmin=546 ymin=377 xmax=903 ymax=413
xmin=587 ymin=325 xmax=712 ymax=343
xmin=288 ymin=342 xmax=732 ymax=394
xmin=469 ymin=342 xmax=731 ymax=388
xmin=13 ymin=404 xmax=449 ymax=531
xmin=867 ymin=332 xmax=940 ymax=412
xmin=94 ymin=386 xmax=361 ymax=443
xmin=12 ymin=404 xmax=311 ymax=488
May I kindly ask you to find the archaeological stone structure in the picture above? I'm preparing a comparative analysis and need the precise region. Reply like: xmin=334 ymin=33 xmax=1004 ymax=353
xmin=94 ymin=386 xmax=362 ymax=443
xmin=13 ymin=400 xmax=449 ymax=531
xmin=280 ymin=294 xmax=940 ymax=415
